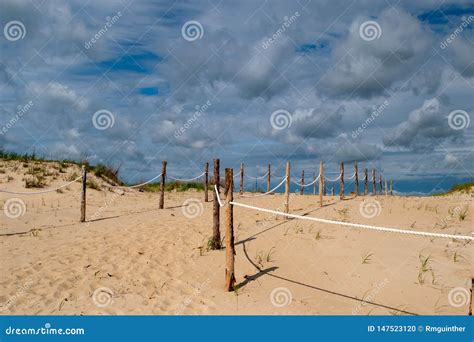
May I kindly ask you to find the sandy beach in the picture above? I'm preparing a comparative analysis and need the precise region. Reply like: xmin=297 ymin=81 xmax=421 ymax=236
xmin=0 ymin=161 xmax=472 ymax=315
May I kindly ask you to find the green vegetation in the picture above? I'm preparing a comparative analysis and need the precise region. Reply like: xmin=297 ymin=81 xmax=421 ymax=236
xmin=90 ymin=163 xmax=122 ymax=185
xmin=139 ymin=181 xmax=204 ymax=192
xmin=434 ymin=182 xmax=473 ymax=196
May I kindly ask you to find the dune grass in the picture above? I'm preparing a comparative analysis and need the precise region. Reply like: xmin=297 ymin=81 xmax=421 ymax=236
xmin=434 ymin=182 xmax=473 ymax=196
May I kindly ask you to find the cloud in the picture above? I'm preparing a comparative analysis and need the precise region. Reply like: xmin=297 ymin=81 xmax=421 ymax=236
xmin=324 ymin=7 xmax=435 ymax=98
xmin=382 ymin=98 xmax=463 ymax=151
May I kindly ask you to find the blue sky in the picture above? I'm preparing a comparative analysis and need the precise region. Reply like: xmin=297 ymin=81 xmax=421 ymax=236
xmin=0 ymin=0 xmax=473 ymax=193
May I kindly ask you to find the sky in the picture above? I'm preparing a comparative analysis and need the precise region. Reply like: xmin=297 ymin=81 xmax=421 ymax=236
xmin=0 ymin=0 xmax=473 ymax=194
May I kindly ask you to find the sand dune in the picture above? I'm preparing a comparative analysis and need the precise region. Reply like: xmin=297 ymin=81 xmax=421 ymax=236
xmin=0 ymin=161 xmax=472 ymax=315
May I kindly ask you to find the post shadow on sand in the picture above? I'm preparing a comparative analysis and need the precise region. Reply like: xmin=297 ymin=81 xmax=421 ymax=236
xmin=238 ymin=234 xmax=417 ymax=316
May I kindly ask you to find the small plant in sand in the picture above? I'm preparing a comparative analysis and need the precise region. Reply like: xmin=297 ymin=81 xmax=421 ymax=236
xmin=361 ymin=251 xmax=374 ymax=264
xmin=86 ymin=179 xmax=101 ymax=190
xmin=255 ymin=247 xmax=275 ymax=268
xmin=458 ymin=206 xmax=468 ymax=221
xmin=417 ymin=253 xmax=436 ymax=285
xmin=453 ymin=251 xmax=466 ymax=263
xmin=207 ymin=236 xmax=223 ymax=251
xmin=315 ymin=230 xmax=323 ymax=240
xmin=67 ymin=172 xmax=79 ymax=181
xmin=25 ymin=175 xmax=46 ymax=188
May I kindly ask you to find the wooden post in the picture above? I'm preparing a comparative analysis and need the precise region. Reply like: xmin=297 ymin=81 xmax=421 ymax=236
xmin=355 ymin=162 xmax=359 ymax=196
xmin=469 ymin=278 xmax=473 ymax=315
xmin=390 ymin=180 xmax=393 ymax=195
xmin=239 ymin=162 xmax=244 ymax=194
xmin=379 ymin=175 xmax=383 ymax=195
xmin=331 ymin=183 xmax=334 ymax=196
xmin=267 ymin=163 xmax=271 ymax=192
xmin=211 ymin=159 xmax=221 ymax=249
xmin=80 ymin=165 xmax=87 ymax=222
xmin=324 ymin=178 xmax=327 ymax=196
xmin=204 ymin=162 xmax=209 ymax=202
xmin=284 ymin=161 xmax=290 ymax=219
xmin=312 ymin=171 xmax=316 ymax=195
xmin=224 ymin=168 xmax=236 ymax=291
xmin=159 ymin=161 xmax=167 ymax=209
xmin=300 ymin=170 xmax=304 ymax=195
xmin=364 ymin=168 xmax=368 ymax=195
xmin=385 ymin=178 xmax=388 ymax=196
xmin=319 ymin=161 xmax=323 ymax=207
xmin=372 ymin=169 xmax=376 ymax=195
xmin=339 ymin=161 xmax=344 ymax=200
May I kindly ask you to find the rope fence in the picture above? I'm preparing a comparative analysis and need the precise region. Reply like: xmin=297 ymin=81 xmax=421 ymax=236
xmin=2 ymin=159 xmax=396 ymax=225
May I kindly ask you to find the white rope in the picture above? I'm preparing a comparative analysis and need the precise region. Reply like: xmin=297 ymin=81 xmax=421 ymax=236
xmin=214 ymin=185 xmax=224 ymax=207
xmin=168 ymin=172 xmax=205 ymax=182
xmin=291 ymin=174 xmax=320 ymax=187
xmin=240 ymin=176 xmax=287 ymax=198
xmin=229 ymin=202 xmax=474 ymax=241
xmin=324 ymin=174 xmax=341 ymax=182
xmin=0 ymin=175 xmax=83 ymax=195
xmin=111 ymin=173 xmax=162 ymax=189
xmin=246 ymin=171 xmax=269 ymax=180
xmin=346 ymin=172 xmax=356 ymax=180
xmin=233 ymin=171 xmax=242 ymax=178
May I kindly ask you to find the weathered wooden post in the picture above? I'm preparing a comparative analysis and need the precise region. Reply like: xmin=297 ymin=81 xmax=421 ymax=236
xmin=284 ymin=161 xmax=290 ymax=219
xmin=80 ymin=165 xmax=87 ymax=222
xmin=211 ymin=159 xmax=221 ymax=249
xmin=224 ymin=168 xmax=236 ymax=291
xmin=324 ymin=178 xmax=327 ymax=196
xmin=204 ymin=162 xmax=209 ymax=202
xmin=390 ymin=180 xmax=393 ymax=195
xmin=469 ymin=278 xmax=473 ymax=315
xmin=372 ymin=169 xmax=376 ymax=195
xmin=239 ymin=162 xmax=244 ymax=194
xmin=313 ymin=171 xmax=316 ymax=195
xmin=385 ymin=178 xmax=388 ymax=196
xmin=379 ymin=174 xmax=383 ymax=195
xmin=159 ymin=161 xmax=167 ymax=209
xmin=355 ymin=162 xmax=359 ymax=196
xmin=364 ymin=168 xmax=368 ymax=195
xmin=319 ymin=161 xmax=323 ymax=207
xmin=267 ymin=163 xmax=271 ymax=192
xmin=331 ymin=183 xmax=335 ymax=196
xmin=300 ymin=170 xmax=304 ymax=195
xmin=340 ymin=161 xmax=344 ymax=200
